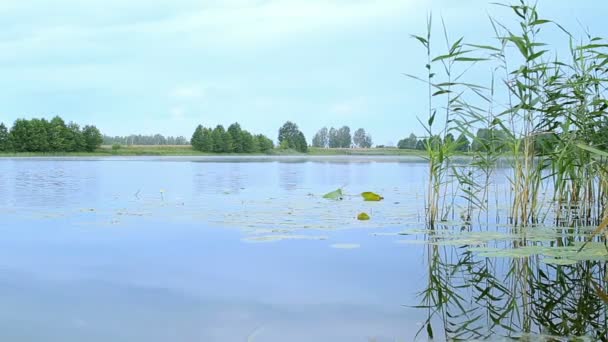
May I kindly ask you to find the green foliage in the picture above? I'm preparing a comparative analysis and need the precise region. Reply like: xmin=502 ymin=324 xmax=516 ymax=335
xmin=353 ymin=128 xmax=373 ymax=148
xmin=312 ymin=127 xmax=329 ymax=148
xmin=82 ymin=125 xmax=103 ymax=152
xmin=256 ymin=134 xmax=274 ymax=152
xmin=111 ymin=143 xmax=121 ymax=151
xmin=278 ymin=121 xmax=307 ymax=152
xmin=190 ymin=122 xmax=274 ymax=154
xmin=104 ymin=134 xmax=188 ymax=145
xmin=398 ymin=133 xmax=418 ymax=149
xmin=361 ymin=192 xmax=384 ymax=201
xmin=227 ymin=123 xmax=243 ymax=153
xmin=65 ymin=122 xmax=85 ymax=152
xmin=2 ymin=116 xmax=98 ymax=153
xmin=322 ymin=188 xmax=344 ymax=200
xmin=0 ymin=123 xmax=11 ymax=152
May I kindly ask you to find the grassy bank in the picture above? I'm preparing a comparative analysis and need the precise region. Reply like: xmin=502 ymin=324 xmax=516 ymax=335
xmin=0 ymin=145 xmax=430 ymax=157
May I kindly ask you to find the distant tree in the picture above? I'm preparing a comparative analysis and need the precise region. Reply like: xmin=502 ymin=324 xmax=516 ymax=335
xmin=257 ymin=134 xmax=274 ymax=152
xmin=82 ymin=125 xmax=103 ymax=152
xmin=295 ymin=131 xmax=308 ymax=152
xmin=0 ymin=123 xmax=10 ymax=152
xmin=444 ymin=133 xmax=455 ymax=146
xmin=65 ymin=122 xmax=85 ymax=152
xmin=191 ymin=125 xmax=205 ymax=151
xmin=416 ymin=138 xmax=426 ymax=150
xmin=353 ymin=128 xmax=365 ymax=148
xmin=240 ymin=130 xmax=255 ymax=153
xmin=201 ymin=127 xmax=214 ymax=152
xmin=328 ymin=127 xmax=339 ymax=148
xmin=28 ymin=118 xmax=49 ymax=152
xmin=227 ymin=123 xmax=243 ymax=153
xmin=353 ymin=128 xmax=372 ymax=148
xmin=361 ymin=134 xmax=373 ymax=148
xmin=312 ymin=127 xmax=329 ymax=148
xmin=48 ymin=116 xmax=67 ymax=152
xmin=472 ymin=128 xmax=509 ymax=152
xmin=397 ymin=133 xmax=418 ymax=149
xmin=278 ymin=121 xmax=307 ymax=152
xmin=212 ymin=125 xmax=227 ymax=153
xmin=336 ymin=126 xmax=352 ymax=148
xmin=455 ymin=133 xmax=470 ymax=152
xmin=10 ymin=119 xmax=30 ymax=152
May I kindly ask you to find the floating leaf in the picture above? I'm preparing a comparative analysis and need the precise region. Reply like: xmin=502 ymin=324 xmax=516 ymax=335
xmin=323 ymin=188 xmax=344 ymax=200
xmin=361 ymin=192 xmax=384 ymax=201
xmin=357 ymin=212 xmax=370 ymax=220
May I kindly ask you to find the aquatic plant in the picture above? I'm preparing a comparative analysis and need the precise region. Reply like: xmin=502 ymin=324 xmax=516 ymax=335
xmin=409 ymin=0 xmax=608 ymax=339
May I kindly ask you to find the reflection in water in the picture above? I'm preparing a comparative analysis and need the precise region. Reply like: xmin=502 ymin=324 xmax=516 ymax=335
xmin=417 ymin=224 xmax=608 ymax=341
xmin=279 ymin=162 xmax=305 ymax=191
xmin=11 ymin=161 xmax=98 ymax=208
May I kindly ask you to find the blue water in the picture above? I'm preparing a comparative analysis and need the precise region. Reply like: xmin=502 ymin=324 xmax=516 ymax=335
xmin=0 ymin=156 xmax=433 ymax=342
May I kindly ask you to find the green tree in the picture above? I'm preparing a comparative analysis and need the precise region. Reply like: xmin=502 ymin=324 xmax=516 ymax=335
xmin=191 ymin=125 xmax=204 ymax=151
xmin=278 ymin=121 xmax=307 ymax=152
xmin=0 ymin=123 xmax=10 ymax=152
xmin=27 ymin=118 xmax=50 ymax=152
xmin=336 ymin=126 xmax=352 ymax=148
xmin=353 ymin=128 xmax=365 ymax=148
xmin=227 ymin=123 xmax=243 ymax=153
xmin=201 ymin=127 xmax=213 ymax=152
xmin=82 ymin=125 xmax=103 ymax=152
xmin=257 ymin=134 xmax=274 ymax=152
xmin=328 ymin=127 xmax=339 ymax=148
xmin=398 ymin=133 xmax=418 ymax=149
xmin=240 ymin=130 xmax=256 ymax=153
xmin=312 ymin=127 xmax=329 ymax=148
xmin=353 ymin=128 xmax=372 ymax=148
xmin=65 ymin=122 xmax=85 ymax=152
xmin=295 ymin=131 xmax=308 ymax=152
xmin=455 ymin=133 xmax=470 ymax=152
xmin=48 ymin=116 xmax=68 ymax=152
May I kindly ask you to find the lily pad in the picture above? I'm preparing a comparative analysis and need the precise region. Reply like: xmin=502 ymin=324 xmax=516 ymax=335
xmin=357 ymin=212 xmax=370 ymax=220
xmin=361 ymin=192 xmax=384 ymax=201
xmin=323 ymin=188 xmax=344 ymax=200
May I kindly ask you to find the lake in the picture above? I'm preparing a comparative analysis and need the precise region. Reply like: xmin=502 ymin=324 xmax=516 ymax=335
xmin=0 ymin=156 xmax=605 ymax=341
xmin=0 ymin=156 xmax=437 ymax=342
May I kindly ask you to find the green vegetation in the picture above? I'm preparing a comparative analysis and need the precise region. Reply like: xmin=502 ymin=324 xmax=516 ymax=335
xmin=405 ymin=1 xmax=608 ymax=340
xmin=278 ymin=121 xmax=307 ymax=152
xmin=313 ymin=126 xmax=373 ymax=148
xmin=190 ymin=122 xmax=274 ymax=154
xmin=103 ymin=134 xmax=189 ymax=145
xmin=0 ymin=116 xmax=102 ymax=153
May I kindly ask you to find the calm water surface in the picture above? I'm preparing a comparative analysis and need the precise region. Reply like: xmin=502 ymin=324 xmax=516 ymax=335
xmin=0 ymin=156 xmax=436 ymax=342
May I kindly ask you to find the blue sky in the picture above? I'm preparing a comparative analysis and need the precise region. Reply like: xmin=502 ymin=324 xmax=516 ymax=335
xmin=0 ymin=0 xmax=606 ymax=145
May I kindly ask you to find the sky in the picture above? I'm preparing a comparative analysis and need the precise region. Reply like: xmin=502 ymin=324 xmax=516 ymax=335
xmin=0 ymin=0 xmax=607 ymax=145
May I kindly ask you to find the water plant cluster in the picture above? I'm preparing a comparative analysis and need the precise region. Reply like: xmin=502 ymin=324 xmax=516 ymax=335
xmin=407 ymin=0 xmax=608 ymax=339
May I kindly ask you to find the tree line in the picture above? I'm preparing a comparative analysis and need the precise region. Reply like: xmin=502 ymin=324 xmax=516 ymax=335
xmin=396 ymin=129 xmax=530 ymax=153
xmin=0 ymin=116 xmax=103 ymax=153
xmin=103 ymin=134 xmax=189 ymax=146
xmin=311 ymin=126 xmax=372 ymax=148
xmin=191 ymin=123 xmax=275 ymax=153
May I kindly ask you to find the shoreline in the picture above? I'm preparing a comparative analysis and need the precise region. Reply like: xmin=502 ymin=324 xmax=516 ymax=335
xmin=0 ymin=146 xmax=432 ymax=158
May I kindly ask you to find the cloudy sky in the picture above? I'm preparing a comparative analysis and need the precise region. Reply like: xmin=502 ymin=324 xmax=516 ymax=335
xmin=0 ymin=0 xmax=606 ymax=145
